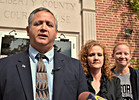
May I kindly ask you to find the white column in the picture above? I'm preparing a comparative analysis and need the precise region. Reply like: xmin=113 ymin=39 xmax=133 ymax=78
xmin=81 ymin=0 xmax=96 ymax=44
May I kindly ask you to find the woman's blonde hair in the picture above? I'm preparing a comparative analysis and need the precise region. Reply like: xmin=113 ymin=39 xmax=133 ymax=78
xmin=113 ymin=42 xmax=131 ymax=54
xmin=79 ymin=40 xmax=114 ymax=81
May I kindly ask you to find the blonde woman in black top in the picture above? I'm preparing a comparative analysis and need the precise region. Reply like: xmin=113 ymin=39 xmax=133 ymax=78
xmin=111 ymin=43 xmax=139 ymax=100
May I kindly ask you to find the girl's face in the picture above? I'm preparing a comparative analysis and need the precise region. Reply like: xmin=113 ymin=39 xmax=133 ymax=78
xmin=87 ymin=45 xmax=104 ymax=69
xmin=113 ymin=45 xmax=132 ymax=67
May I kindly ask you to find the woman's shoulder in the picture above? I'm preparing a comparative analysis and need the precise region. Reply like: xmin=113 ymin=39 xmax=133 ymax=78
xmin=111 ymin=76 xmax=121 ymax=84
xmin=129 ymin=67 xmax=139 ymax=73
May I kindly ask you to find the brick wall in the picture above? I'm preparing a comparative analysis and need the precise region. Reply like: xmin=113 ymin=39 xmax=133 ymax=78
xmin=95 ymin=0 xmax=139 ymax=67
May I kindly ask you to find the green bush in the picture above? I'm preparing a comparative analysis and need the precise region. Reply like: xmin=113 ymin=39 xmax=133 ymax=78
xmin=130 ymin=58 xmax=139 ymax=70
xmin=128 ymin=0 xmax=139 ymax=19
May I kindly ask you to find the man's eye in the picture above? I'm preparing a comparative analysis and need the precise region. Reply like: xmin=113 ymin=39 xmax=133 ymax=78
xmin=48 ymin=24 xmax=53 ymax=27
xmin=46 ymin=22 xmax=54 ymax=27
xmin=98 ymin=53 xmax=102 ymax=56
xmin=34 ymin=22 xmax=41 ymax=26
xmin=88 ymin=53 xmax=95 ymax=57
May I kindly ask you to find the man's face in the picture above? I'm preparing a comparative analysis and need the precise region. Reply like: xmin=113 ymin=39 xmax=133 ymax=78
xmin=26 ymin=11 xmax=58 ymax=51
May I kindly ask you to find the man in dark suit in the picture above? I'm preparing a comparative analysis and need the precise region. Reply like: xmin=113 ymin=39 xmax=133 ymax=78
xmin=0 ymin=7 xmax=88 ymax=100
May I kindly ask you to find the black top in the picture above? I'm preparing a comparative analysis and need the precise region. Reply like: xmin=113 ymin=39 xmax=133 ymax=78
xmin=111 ymin=67 xmax=139 ymax=100
xmin=86 ymin=71 xmax=122 ymax=100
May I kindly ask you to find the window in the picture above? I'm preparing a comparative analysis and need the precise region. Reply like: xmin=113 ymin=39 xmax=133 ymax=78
xmin=0 ymin=31 xmax=77 ymax=58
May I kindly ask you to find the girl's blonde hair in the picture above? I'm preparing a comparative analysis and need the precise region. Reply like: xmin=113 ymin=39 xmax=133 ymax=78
xmin=113 ymin=42 xmax=131 ymax=54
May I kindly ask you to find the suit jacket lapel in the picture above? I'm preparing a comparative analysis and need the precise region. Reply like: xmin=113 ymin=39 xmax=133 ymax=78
xmin=16 ymin=50 xmax=33 ymax=100
xmin=53 ymin=51 xmax=65 ymax=100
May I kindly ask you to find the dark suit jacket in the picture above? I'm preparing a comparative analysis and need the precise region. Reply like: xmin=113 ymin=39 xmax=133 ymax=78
xmin=0 ymin=50 xmax=88 ymax=100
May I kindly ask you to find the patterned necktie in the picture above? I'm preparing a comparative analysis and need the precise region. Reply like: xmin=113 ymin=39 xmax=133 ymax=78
xmin=35 ymin=53 xmax=49 ymax=100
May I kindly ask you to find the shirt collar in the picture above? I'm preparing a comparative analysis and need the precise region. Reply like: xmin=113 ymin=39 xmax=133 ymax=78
xmin=29 ymin=45 xmax=54 ymax=63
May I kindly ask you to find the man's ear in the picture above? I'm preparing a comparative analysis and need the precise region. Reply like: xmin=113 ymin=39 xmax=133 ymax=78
xmin=26 ymin=26 xmax=29 ymax=36
xmin=55 ymin=30 xmax=58 ymax=39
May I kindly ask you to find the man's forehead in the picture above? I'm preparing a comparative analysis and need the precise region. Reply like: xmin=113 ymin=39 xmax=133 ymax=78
xmin=34 ymin=11 xmax=53 ymax=17
xmin=32 ymin=11 xmax=55 ymax=22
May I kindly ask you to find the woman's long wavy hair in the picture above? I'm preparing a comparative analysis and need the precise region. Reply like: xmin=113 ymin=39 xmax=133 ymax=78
xmin=79 ymin=40 xmax=114 ymax=81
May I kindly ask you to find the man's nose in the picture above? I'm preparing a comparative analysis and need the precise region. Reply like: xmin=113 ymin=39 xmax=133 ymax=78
xmin=41 ymin=23 xmax=48 ymax=29
xmin=40 ymin=23 xmax=47 ymax=32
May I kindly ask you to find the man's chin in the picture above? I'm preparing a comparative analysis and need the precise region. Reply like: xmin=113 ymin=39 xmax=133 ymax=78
xmin=37 ymin=40 xmax=48 ymax=45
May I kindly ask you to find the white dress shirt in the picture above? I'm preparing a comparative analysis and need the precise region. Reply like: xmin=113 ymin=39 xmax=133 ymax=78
xmin=29 ymin=45 xmax=54 ymax=100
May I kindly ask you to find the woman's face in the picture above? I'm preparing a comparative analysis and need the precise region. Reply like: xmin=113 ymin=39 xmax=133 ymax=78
xmin=87 ymin=45 xmax=104 ymax=69
xmin=113 ymin=44 xmax=132 ymax=67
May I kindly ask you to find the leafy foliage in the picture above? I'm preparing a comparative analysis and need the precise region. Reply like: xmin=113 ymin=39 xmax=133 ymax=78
xmin=130 ymin=58 xmax=139 ymax=70
xmin=128 ymin=0 xmax=139 ymax=19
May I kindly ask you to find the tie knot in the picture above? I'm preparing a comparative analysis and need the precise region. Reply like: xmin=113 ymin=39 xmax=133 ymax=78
xmin=35 ymin=53 xmax=47 ymax=60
